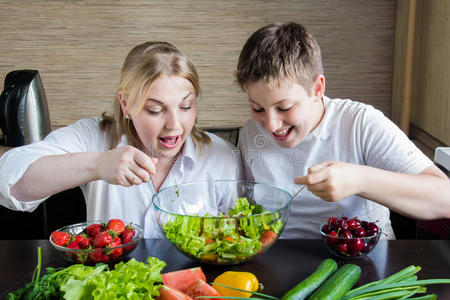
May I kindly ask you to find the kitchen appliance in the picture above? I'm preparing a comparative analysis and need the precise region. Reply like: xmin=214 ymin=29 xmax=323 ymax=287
xmin=0 ymin=70 xmax=51 ymax=146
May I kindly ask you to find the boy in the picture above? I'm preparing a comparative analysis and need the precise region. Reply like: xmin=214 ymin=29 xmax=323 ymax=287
xmin=236 ymin=22 xmax=449 ymax=239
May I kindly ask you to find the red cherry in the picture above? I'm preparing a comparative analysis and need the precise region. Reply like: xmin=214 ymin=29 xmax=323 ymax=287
xmin=350 ymin=238 xmax=364 ymax=252
xmin=353 ymin=227 xmax=366 ymax=237
xmin=326 ymin=231 xmax=339 ymax=245
xmin=349 ymin=250 xmax=359 ymax=258
xmin=340 ymin=230 xmax=353 ymax=239
xmin=362 ymin=240 xmax=373 ymax=252
xmin=346 ymin=219 xmax=359 ymax=230
xmin=322 ymin=224 xmax=331 ymax=234
xmin=367 ymin=223 xmax=379 ymax=234
xmin=336 ymin=242 xmax=348 ymax=253
xmin=328 ymin=217 xmax=338 ymax=226
xmin=337 ymin=219 xmax=349 ymax=231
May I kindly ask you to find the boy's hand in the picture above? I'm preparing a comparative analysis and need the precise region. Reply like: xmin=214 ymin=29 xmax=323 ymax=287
xmin=294 ymin=161 xmax=362 ymax=202
xmin=95 ymin=146 xmax=158 ymax=187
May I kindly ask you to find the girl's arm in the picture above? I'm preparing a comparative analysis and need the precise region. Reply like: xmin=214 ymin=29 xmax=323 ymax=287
xmin=294 ymin=161 xmax=450 ymax=219
xmin=11 ymin=146 xmax=156 ymax=201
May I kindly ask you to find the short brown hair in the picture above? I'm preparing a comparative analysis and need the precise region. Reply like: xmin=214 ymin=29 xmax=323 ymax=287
xmin=100 ymin=41 xmax=210 ymax=151
xmin=235 ymin=22 xmax=323 ymax=93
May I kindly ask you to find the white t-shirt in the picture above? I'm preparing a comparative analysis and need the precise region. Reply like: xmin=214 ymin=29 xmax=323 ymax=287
xmin=238 ymin=96 xmax=432 ymax=239
xmin=0 ymin=117 xmax=243 ymax=238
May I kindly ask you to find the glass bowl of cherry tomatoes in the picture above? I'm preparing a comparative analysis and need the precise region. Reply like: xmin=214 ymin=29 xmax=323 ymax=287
xmin=320 ymin=216 xmax=382 ymax=259
xmin=49 ymin=219 xmax=143 ymax=265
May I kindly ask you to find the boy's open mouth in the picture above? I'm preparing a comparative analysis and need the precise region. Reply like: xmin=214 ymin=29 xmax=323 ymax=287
xmin=159 ymin=136 xmax=180 ymax=149
xmin=272 ymin=126 xmax=293 ymax=141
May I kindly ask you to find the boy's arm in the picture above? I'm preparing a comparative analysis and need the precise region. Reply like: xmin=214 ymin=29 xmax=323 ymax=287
xmin=11 ymin=146 xmax=156 ymax=201
xmin=294 ymin=161 xmax=450 ymax=220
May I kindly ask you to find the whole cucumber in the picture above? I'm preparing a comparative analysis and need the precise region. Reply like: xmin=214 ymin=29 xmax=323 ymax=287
xmin=308 ymin=264 xmax=361 ymax=300
xmin=281 ymin=258 xmax=338 ymax=300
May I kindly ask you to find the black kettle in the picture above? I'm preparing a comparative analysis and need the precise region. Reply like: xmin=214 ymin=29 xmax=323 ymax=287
xmin=0 ymin=70 xmax=51 ymax=146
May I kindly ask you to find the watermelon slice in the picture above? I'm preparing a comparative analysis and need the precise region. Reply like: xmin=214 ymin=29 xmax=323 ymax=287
xmin=157 ymin=285 xmax=193 ymax=300
xmin=162 ymin=267 xmax=207 ymax=292
xmin=185 ymin=279 xmax=222 ymax=300
xmin=259 ymin=230 xmax=278 ymax=249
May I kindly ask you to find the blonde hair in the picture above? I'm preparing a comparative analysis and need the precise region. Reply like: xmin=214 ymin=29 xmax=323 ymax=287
xmin=235 ymin=22 xmax=323 ymax=94
xmin=100 ymin=41 xmax=211 ymax=151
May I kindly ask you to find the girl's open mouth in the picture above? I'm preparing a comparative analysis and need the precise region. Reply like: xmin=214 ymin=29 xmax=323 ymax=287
xmin=272 ymin=126 xmax=293 ymax=141
xmin=159 ymin=136 xmax=180 ymax=149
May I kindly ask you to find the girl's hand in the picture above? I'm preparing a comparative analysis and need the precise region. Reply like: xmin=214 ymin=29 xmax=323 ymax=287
xmin=294 ymin=161 xmax=362 ymax=202
xmin=95 ymin=146 xmax=158 ymax=186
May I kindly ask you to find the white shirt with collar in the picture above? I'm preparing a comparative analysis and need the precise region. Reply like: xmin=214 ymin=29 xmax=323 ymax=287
xmin=0 ymin=117 xmax=243 ymax=238
xmin=238 ymin=96 xmax=432 ymax=239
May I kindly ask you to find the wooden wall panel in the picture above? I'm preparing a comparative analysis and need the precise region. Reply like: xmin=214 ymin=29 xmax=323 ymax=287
xmin=391 ymin=0 xmax=410 ymax=128
xmin=410 ymin=0 xmax=450 ymax=145
xmin=0 ymin=0 xmax=395 ymax=131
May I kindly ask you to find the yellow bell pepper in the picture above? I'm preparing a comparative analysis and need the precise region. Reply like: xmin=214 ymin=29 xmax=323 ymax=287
xmin=213 ymin=271 xmax=259 ymax=298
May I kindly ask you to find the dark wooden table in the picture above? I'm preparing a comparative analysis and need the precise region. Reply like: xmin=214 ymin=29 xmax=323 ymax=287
xmin=1 ymin=239 xmax=449 ymax=298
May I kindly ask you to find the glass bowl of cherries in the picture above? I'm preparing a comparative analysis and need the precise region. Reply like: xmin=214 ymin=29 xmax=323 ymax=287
xmin=320 ymin=216 xmax=382 ymax=259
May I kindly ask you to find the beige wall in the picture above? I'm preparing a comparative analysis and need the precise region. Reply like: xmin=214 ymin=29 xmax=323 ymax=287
xmin=392 ymin=0 xmax=450 ymax=145
xmin=0 ymin=0 xmax=395 ymax=133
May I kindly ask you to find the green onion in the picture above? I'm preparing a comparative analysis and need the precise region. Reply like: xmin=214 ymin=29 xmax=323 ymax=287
xmin=345 ymin=279 xmax=450 ymax=300
xmin=405 ymin=295 xmax=437 ymax=300
xmin=351 ymin=287 xmax=423 ymax=300
xmin=391 ymin=266 xmax=421 ymax=284
xmin=30 ymin=246 xmax=42 ymax=284
xmin=345 ymin=279 xmax=381 ymax=296
xmin=345 ymin=265 xmax=420 ymax=298
xmin=359 ymin=279 xmax=449 ymax=294
xmin=349 ymin=285 xmax=425 ymax=299
xmin=343 ymin=265 xmax=449 ymax=300
xmin=211 ymin=282 xmax=280 ymax=300
xmin=396 ymin=286 xmax=426 ymax=299
xmin=403 ymin=275 xmax=418 ymax=282
xmin=383 ymin=266 xmax=421 ymax=284
xmin=197 ymin=297 xmax=270 ymax=300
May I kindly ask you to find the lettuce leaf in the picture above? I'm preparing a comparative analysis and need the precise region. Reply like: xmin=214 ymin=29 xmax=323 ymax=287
xmin=61 ymin=257 xmax=166 ymax=300
xmin=163 ymin=197 xmax=283 ymax=264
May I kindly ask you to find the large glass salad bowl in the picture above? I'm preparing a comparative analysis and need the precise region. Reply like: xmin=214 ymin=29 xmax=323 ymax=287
xmin=152 ymin=180 xmax=292 ymax=265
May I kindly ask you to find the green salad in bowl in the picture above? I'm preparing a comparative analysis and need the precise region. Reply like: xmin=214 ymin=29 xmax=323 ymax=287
xmin=152 ymin=180 xmax=292 ymax=265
